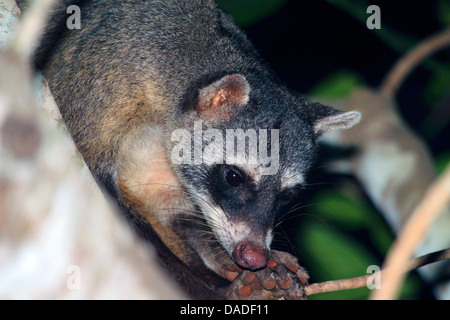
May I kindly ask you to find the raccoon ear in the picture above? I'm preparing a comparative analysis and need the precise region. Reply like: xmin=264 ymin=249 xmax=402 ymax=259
xmin=310 ymin=103 xmax=361 ymax=136
xmin=197 ymin=74 xmax=250 ymax=120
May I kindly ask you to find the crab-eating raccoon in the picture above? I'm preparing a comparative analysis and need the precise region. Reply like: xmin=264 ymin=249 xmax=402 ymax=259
xmin=29 ymin=0 xmax=361 ymax=299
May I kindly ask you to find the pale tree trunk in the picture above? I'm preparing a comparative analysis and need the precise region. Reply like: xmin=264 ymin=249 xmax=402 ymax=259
xmin=0 ymin=0 xmax=185 ymax=299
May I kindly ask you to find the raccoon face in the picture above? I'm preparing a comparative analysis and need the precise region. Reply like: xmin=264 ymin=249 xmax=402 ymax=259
xmin=206 ymin=163 xmax=306 ymax=270
xmin=178 ymin=158 xmax=310 ymax=271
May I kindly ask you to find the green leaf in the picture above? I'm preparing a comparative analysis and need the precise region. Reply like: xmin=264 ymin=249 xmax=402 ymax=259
xmin=216 ymin=0 xmax=287 ymax=27
xmin=311 ymin=190 xmax=368 ymax=229
xmin=435 ymin=151 xmax=450 ymax=175
xmin=297 ymin=220 xmax=422 ymax=299
xmin=309 ymin=70 xmax=364 ymax=100
xmin=310 ymin=189 xmax=393 ymax=253
xmin=297 ymin=221 xmax=376 ymax=299
xmin=424 ymin=63 xmax=450 ymax=107
xmin=437 ymin=0 xmax=450 ymax=27
xmin=397 ymin=273 xmax=423 ymax=300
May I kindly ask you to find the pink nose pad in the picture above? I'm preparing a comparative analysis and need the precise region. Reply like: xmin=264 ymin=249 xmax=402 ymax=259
xmin=232 ymin=241 xmax=269 ymax=270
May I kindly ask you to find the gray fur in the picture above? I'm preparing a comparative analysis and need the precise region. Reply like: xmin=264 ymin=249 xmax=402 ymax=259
xmin=33 ymin=0 xmax=361 ymax=294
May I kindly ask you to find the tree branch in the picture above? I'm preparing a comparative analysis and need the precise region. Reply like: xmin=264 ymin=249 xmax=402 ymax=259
xmin=304 ymin=248 xmax=450 ymax=296
xmin=380 ymin=28 xmax=450 ymax=99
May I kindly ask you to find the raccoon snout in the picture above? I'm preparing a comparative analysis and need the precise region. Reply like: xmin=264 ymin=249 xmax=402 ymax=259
xmin=232 ymin=241 xmax=269 ymax=270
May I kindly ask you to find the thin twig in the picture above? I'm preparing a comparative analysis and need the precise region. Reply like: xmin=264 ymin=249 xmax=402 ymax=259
xmin=304 ymin=248 xmax=450 ymax=296
xmin=380 ymin=28 xmax=450 ymax=98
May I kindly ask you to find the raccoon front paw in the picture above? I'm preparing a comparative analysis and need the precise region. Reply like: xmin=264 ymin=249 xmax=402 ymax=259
xmin=225 ymin=250 xmax=309 ymax=300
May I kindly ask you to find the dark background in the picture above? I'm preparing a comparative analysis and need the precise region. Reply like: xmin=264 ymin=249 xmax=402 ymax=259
xmin=242 ymin=0 xmax=448 ymax=155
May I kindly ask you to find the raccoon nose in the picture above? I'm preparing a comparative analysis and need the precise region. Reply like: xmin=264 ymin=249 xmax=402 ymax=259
xmin=232 ymin=241 xmax=269 ymax=270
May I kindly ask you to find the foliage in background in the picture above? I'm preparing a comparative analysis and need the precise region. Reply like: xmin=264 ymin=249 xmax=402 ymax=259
xmin=303 ymin=69 xmax=429 ymax=299
xmin=308 ymin=70 xmax=364 ymax=100
xmin=296 ymin=187 xmax=423 ymax=299
xmin=438 ymin=0 xmax=450 ymax=27
xmin=424 ymin=63 xmax=450 ymax=107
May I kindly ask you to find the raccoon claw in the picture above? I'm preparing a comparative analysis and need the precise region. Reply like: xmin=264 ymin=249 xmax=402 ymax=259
xmin=269 ymin=250 xmax=309 ymax=287
xmin=225 ymin=250 xmax=308 ymax=300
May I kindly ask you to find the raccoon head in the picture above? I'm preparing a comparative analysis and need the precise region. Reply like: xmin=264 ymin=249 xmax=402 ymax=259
xmin=170 ymin=73 xmax=361 ymax=270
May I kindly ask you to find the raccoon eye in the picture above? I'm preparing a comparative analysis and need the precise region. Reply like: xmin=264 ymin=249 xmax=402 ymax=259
xmin=224 ymin=168 xmax=244 ymax=187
